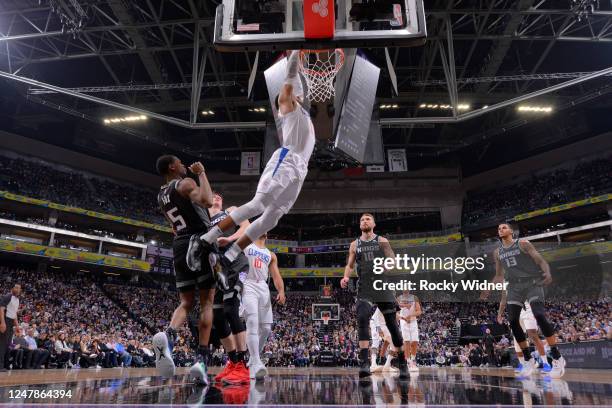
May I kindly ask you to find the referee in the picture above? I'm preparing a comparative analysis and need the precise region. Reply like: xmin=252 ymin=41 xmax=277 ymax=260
xmin=0 ymin=284 xmax=21 ymax=372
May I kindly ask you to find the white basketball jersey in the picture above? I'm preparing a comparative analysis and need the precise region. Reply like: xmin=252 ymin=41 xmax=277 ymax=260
xmin=278 ymin=106 xmax=315 ymax=165
xmin=245 ymin=243 xmax=272 ymax=281
xmin=399 ymin=294 xmax=417 ymax=321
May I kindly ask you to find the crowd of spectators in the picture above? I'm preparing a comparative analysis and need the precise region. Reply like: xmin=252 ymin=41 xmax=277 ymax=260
xmin=463 ymin=156 xmax=612 ymax=226
xmin=0 ymin=264 xmax=609 ymax=372
xmin=0 ymin=155 xmax=164 ymax=225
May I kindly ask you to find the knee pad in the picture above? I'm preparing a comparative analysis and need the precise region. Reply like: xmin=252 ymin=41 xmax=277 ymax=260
xmin=213 ymin=306 xmax=232 ymax=339
xmin=245 ymin=207 xmax=284 ymax=242
xmin=229 ymin=197 xmax=266 ymax=225
xmin=530 ymin=302 xmax=555 ymax=338
xmin=357 ymin=301 xmax=373 ymax=342
xmin=382 ymin=312 xmax=403 ymax=348
xmin=224 ymin=296 xmax=246 ymax=334
xmin=507 ymin=304 xmax=526 ymax=344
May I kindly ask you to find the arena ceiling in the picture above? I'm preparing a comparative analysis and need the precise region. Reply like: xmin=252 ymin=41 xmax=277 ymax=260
xmin=0 ymin=0 xmax=611 ymax=176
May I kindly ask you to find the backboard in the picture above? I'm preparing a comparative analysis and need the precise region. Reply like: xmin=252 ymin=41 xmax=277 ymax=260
xmin=214 ymin=0 xmax=427 ymax=52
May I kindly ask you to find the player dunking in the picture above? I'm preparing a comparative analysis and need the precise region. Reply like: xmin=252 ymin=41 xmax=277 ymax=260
xmin=488 ymin=223 xmax=565 ymax=378
xmin=341 ymin=213 xmax=409 ymax=379
xmin=398 ymin=290 xmax=421 ymax=373
xmin=207 ymin=192 xmax=251 ymax=385
xmin=153 ymin=156 xmax=217 ymax=385
xmin=243 ymin=233 xmax=285 ymax=380
xmin=498 ymin=296 xmax=552 ymax=374
xmin=187 ymin=50 xmax=314 ymax=278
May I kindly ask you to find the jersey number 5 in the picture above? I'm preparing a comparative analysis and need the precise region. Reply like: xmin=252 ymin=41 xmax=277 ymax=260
xmin=166 ymin=207 xmax=187 ymax=232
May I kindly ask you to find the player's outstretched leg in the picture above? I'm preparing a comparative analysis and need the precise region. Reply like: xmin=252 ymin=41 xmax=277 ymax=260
xmin=531 ymin=302 xmax=565 ymax=378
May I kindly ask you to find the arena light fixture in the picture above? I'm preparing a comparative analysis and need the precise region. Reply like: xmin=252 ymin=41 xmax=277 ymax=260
xmin=201 ymin=110 xmax=214 ymax=116
xmin=103 ymin=115 xmax=147 ymax=124
xmin=380 ymin=104 xmax=399 ymax=109
xmin=517 ymin=105 xmax=554 ymax=113
xmin=248 ymin=107 xmax=267 ymax=113
xmin=418 ymin=103 xmax=471 ymax=111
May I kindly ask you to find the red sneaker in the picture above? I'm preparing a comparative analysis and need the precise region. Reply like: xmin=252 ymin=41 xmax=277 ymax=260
xmin=214 ymin=361 xmax=235 ymax=382
xmin=222 ymin=361 xmax=250 ymax=385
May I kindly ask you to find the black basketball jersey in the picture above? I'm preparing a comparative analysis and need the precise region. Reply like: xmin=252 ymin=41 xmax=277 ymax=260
xmin=209 ymin=209 xmax=238 ymax=252
xmin=498 ymin=239 xmax=540 ymax=280
xmin=355 ymin=235 xmax=385 ymax=289
xmin=158 ymin=179 xmax=210 ymax=237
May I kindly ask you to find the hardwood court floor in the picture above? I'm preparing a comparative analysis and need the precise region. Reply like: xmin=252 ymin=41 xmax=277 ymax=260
xmin=0 ymin=366 xmax=610 ymax=406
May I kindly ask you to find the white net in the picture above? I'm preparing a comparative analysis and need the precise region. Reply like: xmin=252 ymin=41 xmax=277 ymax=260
xmin=299 ymin=49 xmax=345 ymax=103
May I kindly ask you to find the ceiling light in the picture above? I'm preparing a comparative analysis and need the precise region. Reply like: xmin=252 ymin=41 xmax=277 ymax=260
xmin=103 ymin=115 xmax=147 ymax=125
xmin=517 ymin=105 xmax=553 ymax=113
xmin=201 ymin=110 xmax=214 ymax=116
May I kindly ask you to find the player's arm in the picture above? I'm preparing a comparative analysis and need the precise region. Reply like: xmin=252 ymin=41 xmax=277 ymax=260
xmin=413 ymin=297 xmax=423 ymax=318
xmin=177 ymin=162 xmax=214 ymax=208
xmin=497 ymin=290 xmax=507 ymax=324
xmin=379 ymin=236 xmax=396 ymax=273
xmin=341 ymin=240 xmax=357 ymax=288
xmin=481 ymin=249 xmax=504 ymax=300
xmin=520 ymin=239 xmax=552 ymax=285
xmin=0 ymin=306 xmax=6 ymax=333
xmin=278 ymin=51 xmax=300 ymax=115
xmin=270 ymin=252 xmax=286 ymax=305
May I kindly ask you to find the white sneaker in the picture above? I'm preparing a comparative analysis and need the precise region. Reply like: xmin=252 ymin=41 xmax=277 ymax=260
xmin=249 ymin=362 xmax=268 ymax=381
xmin=370 ymin=363 xmax=384 ymax=373
xmin=152 ymin=331 xmax=176 ymax=378
xmin=409 ymin=360 xmax=419 ymax=373
xmin=189 ymin=361 xmax=209 ymax=386
xmin=516 ymin=358 xmax=535 ymax=378
xmin=550 ymin=356 xmax=566 ymax=379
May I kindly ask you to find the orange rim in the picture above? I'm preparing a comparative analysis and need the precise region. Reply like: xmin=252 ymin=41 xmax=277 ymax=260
xmin=299 ymin=49 xmax=345 ymax=77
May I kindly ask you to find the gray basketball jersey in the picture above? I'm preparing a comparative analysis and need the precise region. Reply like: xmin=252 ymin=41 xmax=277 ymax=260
xmin=498 ymin=239 xmax=540 ymax=280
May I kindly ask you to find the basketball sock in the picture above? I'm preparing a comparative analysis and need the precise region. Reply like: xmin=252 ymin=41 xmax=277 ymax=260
xmin=384 ymin=354 xmax=393 ymax=367
xmin=225 ymin=243 xmax=242 ymax=262
xmin=228 ymin=350 xmax=239 ymax=364
xmin=370 ymin=352 xmax=377 ymax=366
xmin=549 ymin=346 xmax=561 ymax=360
xmin=202 ymin=226 xmax=223 ymax=244
xmin=359 ymin=348 xmax=369 ymax=364
xmin=236 ymin=351 xmax=246 ymax=363
xmin=522 ymin=347 xmax=533 ymax=361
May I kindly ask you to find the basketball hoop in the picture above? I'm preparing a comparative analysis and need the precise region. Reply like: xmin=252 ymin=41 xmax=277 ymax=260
xmin=299 ymin=49 xmax=345 ymax=103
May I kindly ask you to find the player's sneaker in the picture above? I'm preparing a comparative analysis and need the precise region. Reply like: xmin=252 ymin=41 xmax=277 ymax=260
xmin=190 ymin=360 xmax=209 ymax=386
xmin=249 ymin=362 xmax=268 ymax=381
xmin=514 ymin=363 xmax=523 ymax=374
xmin=208 ymin=252 xmax=230 ymax=292
xmin=409 ymin=359 xmax=419 ymax=373
xmin=214 ymin=361 xmax=236 ymax=383
xmin=397 ymin=351 xmax=409 ymax=380
xmin=370 ymin=363 xmax=384 ymax=373
xmin=152 ymin=331 xmax=175 ymax=378
xmin=541 ymin=361 xmax=552 ymax=374
xmin=359 ymin=360 xmax=372 ymax=378
xmin=516 ymin=358 xmax=535 ymax=378
xmin=223 ymin=361 xmax=250 ymax=385
xmin=550 ymin=356 xmax=566 ymax=379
